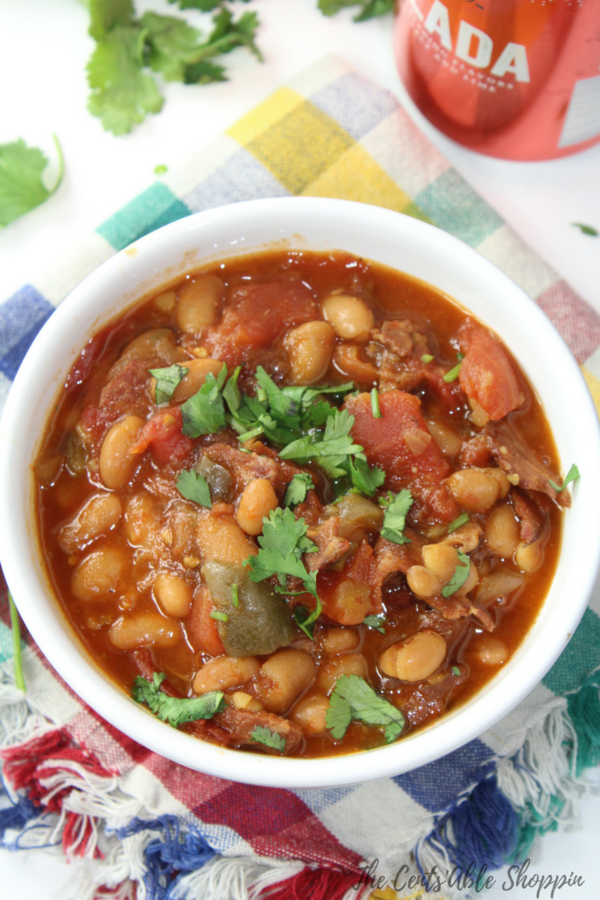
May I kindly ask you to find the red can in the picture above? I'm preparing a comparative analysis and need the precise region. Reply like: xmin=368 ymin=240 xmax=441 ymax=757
xmin=394 ymin=0 xmax=600 ymax=160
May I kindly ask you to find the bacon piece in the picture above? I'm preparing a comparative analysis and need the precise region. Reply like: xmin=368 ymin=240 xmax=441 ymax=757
xmin=511 ymin=489 xmax=545 ymax=546
xmin=486 ymin=421 xmax=569 ymax=507
xmin=374 ymin=530 xmax=425 ymax=583
xmin=305 ymin=517 xmax=350 ymax=573
xmin=215 ymin=707 xmax=303 ymax=753
xmin=458 ymin=322 xmax=525 ymax=422
xmin=426 ymin=594 xmax=495 ymax=631
xmin=203 ymin=281 xmax=318 ymax=367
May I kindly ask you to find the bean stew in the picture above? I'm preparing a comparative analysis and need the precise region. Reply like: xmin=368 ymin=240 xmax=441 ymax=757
xmin=34 ymin=250 xmax=568 ymax=757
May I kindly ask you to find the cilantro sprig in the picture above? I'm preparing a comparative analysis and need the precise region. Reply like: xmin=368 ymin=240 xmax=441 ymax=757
xmin=279 ymin=408 xmax=366 ymax=479
xmin=326 ymin=675 xmax=405 ymax=744
xmin=149 ymin=363 xmax=189 ymax=404
xmin=441 ymin=550 xmax=471 ymax=598
xmin=548 ymin=463 xmax=580 ymax=493
xmin=250 ymin=725 xmax=286 ymax=753
xmin=284 ymin=473 xmax=314 ymax=508
xmin=181 ymin=364 xmax=228 ymax=436
xmin=133 ymin=672 xmax=226 ymax=726
xmin=176 ymin=469 xmax=212 ymax=507
xmin=379 ymin=489 xmax=413 ymax=545
xmin=447 ymin=513 xmax=469 ymax=534
xmin=0 ymin=136 xmax=64 ymax=229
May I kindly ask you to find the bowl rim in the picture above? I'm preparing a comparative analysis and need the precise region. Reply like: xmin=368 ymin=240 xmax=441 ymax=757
xmin=1 ymin=196 xmax=599 ymax=788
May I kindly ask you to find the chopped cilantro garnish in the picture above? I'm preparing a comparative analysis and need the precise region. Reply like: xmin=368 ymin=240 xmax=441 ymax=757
xmin=280 ymin=408 xmax=365 ymax=479
xmin=284 ymin=473 xmax=314 ymax=508
xmin=379 ymin=489 xmax=413 ymax=544
xmin=8 ymin=592 xmax=25 ymax=692
xmin=176 ymin=469 xmax=212 ymax=507
xmin=250 ymin=725 xmax=286 ymax=752
xmin=294 ymin=605 xmax=315 ymax=639
xmin=244 ymin=508 xmax=321 ymax=635
xmin=452 ymin=666 xmax=460 ymax=676
xmin=421 ymin=354 xmax=434 ymax=364
xmin=231 ymin=583 xmax=239 ymax=608
xmin=447 ymin=513 xmax=469 ymax=534
xmin=363 ymin=614 xmax=386 ymax=634
xmin=180 ymin=364 xmax=227 ymax=437
xmin=0 ymin=135 xmax=64 ymax=229
xmin=132 ymin=672 xmax=225 ymax=727
xmin=443 ymin=358 xmax=463 ymax=383
xmin=149 ymin=363 xmax=189 ymax=404
xmin=441 ymin=550 xmax=471 ymax=598
xmin=371 ymin=388 xmax=382 ymax=418
xmin=348 ymin=457 xmax=385 ymax=497
xmin=548 ymin=463 xmax=580 ymax=493
xmin=326 ymin=675 xmax=405 ymax=743
xmin=210 ymin=610 xmax=228 ymax=623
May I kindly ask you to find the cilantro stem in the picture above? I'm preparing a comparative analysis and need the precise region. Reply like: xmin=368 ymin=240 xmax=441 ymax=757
xmin=371 ymin=388 xmax=382 ymax=418
xmin=210 ymin=610 xmax=228 ymax=623
xmin=49 ymin=134 xmax=64 ymax=196
xmin=443 ymin=360 xmax=462 ymax=383
xmin=8 ymin=593 xmax=25 ymax=692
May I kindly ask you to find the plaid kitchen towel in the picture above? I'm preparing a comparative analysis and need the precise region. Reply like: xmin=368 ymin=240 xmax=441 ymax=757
xmin=1 ymin=55 xmax=600 ymax=900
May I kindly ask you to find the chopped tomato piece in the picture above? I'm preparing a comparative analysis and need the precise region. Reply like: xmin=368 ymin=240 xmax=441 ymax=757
xmin=318 ymin=541 xmax=382 ymax=626
xmin=458 ymin=323 xmax=525 ymax=421
xmin=129 ymin=407 xmax=193 ymax=464
xmin=203 ymin=281 xmax=318 ymax=367
xmin=345 ymin=390 xmax=451 ymax=487
xmin=187 ymin=585 xmax=225 ymax=657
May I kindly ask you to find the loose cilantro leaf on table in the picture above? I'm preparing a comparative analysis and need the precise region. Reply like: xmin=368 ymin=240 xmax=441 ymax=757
xmin=149 ymin=363 xmax=189 ymax=404
xmin=363 ymin=614 xmax=386 ymax=635
xmin=176 ymin=469 xmax=212 ymax=507
xmin=441 ymin=550 xmax=471 ymax=598
xmin=8 ymin=592 xmax=25 ymax=692
xmin=572 ymin=223 xmax=598 ymax=237
xmin=284 ymin=473 xmax=314 ymax=508
xmin=318 ymin=0 xmax=394 ymax=22
xmin=0 ymin=136 xmax=64 ymax=228
xmin=326 ymin=675 xmax=405 ymax=743
xmin=181 ymin=364 xmax=228 ymax=436
xmin=250 ymin=725 xmax=286 ymax=752
xmin=548 ymin=463 xmax=580 ymax=493
xmin=133 ymin=672 xmax=226 ymax=726
xmin=379 ymin=489 xmax=413 ymax=544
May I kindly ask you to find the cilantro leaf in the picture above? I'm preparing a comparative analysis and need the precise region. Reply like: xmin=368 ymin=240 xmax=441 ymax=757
xmin=572 ymin=223 xmax=598 ymax=237
xmin=379 ymin=489 xmax=413 ymax=544
xmin=363 ymin=614 xmax=386 ymax=634
xmin=326 ymin=675 xmax=405 ymax=743
xmin=441 ymin=550 xmax=471 ymax=598
xmin=447 ymin=513 xmax=469 ymax=534
xmin=180 ymin=365 xmax=227 ymax=437
xmin=349 ymin=457 xmax=385 ymax=497
xmin=250 ymin=725 xmax=286 ymax=753
xmin=89 ymin=0 xmax=135 ymax=40
xmin=0 ymin=136 xmax=64 ymax=228
xmin=421 ymin=354 xmax=434 ymax=364
xmin=280 ymin=409 xmax=365 ymax=479
xmin=222 ymin=365 xmax=242 ymax=414
xmin=452 ymin=666 xmax=461 ymax=676
xmin=244 ymin=508 xmax=318 ymax=595
xmin=141 ymin=12 xmax=206 ymax=82
xmin=176 ymin=469 xmax=212 ymax=507
xmin=548 ymin=463 xmax=580 ymax=493
xmin=132 ymin=672 xmax=226 ymax=727
xmin=284 ymin=473 xmax=314 ymax=508
xmin=149 ymin=363 xmax=189 ymax=404
xmin=317 ymin=0 xmax=394 ymax=22
xmin=294 ymin=605 xmax=315 ymax=639
xmin=87 ymin=24 xmax=164 ymax=135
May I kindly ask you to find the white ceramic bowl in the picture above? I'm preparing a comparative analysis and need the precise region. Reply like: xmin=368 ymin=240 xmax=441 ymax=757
xmin=1 ymin=197 xmax=599 ymax=788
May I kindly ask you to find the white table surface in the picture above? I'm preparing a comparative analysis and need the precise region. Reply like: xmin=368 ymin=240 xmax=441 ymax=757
xmin=1 ymin=1 xmax=599 ymax=897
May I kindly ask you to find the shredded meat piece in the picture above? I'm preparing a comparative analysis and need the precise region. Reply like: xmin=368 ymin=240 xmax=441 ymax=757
xmin=425 ymin=594 xmax=495 ymax=631
xmin=215 ymin=707 xmax=303 ymax=753
xmin=511 ymin=488 xmax=545 ymax=546
xmin=293 ymin=491 xmax=324 ymax=528
xmin=371 ymin=319 xmax=430 ymax=358
xmin=459 ymin=434 xmax=492 ymax=468
xmin=333 ymin=344 xmax=379 ymax=386
xmin=374 ymin=530 xmax=424 ymax=582
xmin=305 ymin=516 xmax=350 ymax=573
xmin=486 ymin=421 xmax=569 ymax=507
xmin=200 ymin=442 xmax=298 ymax=500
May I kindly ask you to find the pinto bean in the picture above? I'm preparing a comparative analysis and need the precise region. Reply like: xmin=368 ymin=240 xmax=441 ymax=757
xmin=196 ymin=510 xmax=257 ymax=565
xmin=256 ymin=649 xmax=316 ymax=713
xmin=99 ymin=415 xmax=144 ymax=489
xmin=484 ymin=504 xmax=520 ymax=559
xmin=476 ymin=570 xmax=524 ymax=604
xmin=153 ymin=290 xmax=177 ymax=315
xmin=109 ymin=612 xmax=181 ymax=650
xmin=484 ymin=467 xmax=511 ymax=499
xmin=236 ymin=479 xmax=279 ymax=536
xmin=406 ymin=565 xmax=442 ymax=599
xmin=515 ymin=536 xmax=544 ymax=573
xmin=446 ymin=468 xmax=500 ymax=513
xmin=379 ymin=631 xmax=446 ymax=682
xmin=231 ymin=691 xmax=263 ymax=711
xmin=71 ymin=546 xmax=128 ymax=601
xmin=284 ymin=321 xmax=336 ymax=385
xmin=426 ymin=419 xmax=462 ymax=457
xmin=316 ymin=653 xmax=368 ymax=695
xmin=192 ymin=656 xmax=260 ymax=695
xmin=321 ymin=294 xmax=374 ymax=341
xmin=124 ymin=491 xmax=163 ymax=553
xmin=153 ymin=572 xmax=193 ymax=617
xmin=290 ymin=694 xmax=330 ymax=733
xmin=171 ymin=358 xmax=224 ymax=402
xmin=421 ymin=542 xmax=459 ymax=585
xmin=175 ymin=276 xmax=224 ymax=334
xmin=320 ymin=628 xmax=360 ymax=655
xmin=471 ymin=635 xmax=509 ymax=665
xmin=58 ymin=493 xmax=122 ymax=553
